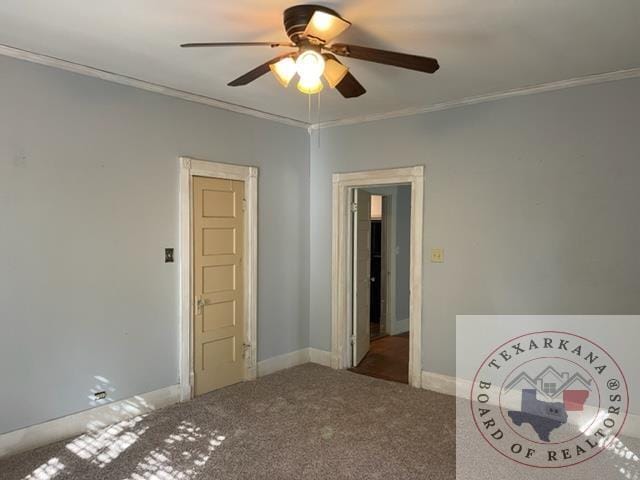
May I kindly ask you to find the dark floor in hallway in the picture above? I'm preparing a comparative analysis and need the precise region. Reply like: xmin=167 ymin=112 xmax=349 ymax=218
xmin=349 ymin=332 xmax=409 ymax=384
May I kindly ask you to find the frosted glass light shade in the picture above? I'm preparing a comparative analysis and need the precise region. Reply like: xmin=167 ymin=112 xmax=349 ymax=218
xmin=296 ymin=50 xmax=325 ymax=80
xmin=305 ymin=10 xmax=351 ymax=42
xmin=297 ymin=76 xmax=324 ymax=94
xmin=270 ymin=57 xmax=297 ymax=87
xmin=323 ymin=58 xmax=348 ymax=88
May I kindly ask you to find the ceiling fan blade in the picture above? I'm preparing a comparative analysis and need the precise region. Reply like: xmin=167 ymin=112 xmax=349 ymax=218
xmin=303 ymin=10 xmax=351 ymax=43
xmin=335 ymin=72 xmax=366 ymax=98
xmin=328 ymin=43 xmax=439 ymax=73
xmin=322 ymin=54 xmax=365 ymax=98
xmin=228 ymin=54 xmax=292 ymax=86
xmin=181 ymin=41 xmax=295 ymax=48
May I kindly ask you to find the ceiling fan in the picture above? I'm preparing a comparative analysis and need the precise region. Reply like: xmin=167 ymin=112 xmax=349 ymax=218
xmin=181 ymin=4 xmax=439 ymax=98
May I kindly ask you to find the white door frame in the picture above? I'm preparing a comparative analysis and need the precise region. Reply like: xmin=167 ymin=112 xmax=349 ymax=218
xmin=331 ymin=166 xmax=424 ymax=387
xmin=179 ymin=156 xmax=258 ymax=401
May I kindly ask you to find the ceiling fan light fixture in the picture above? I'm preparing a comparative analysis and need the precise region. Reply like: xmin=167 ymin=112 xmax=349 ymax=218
xmin=323 ymin=58 xmax=348 ymax=88
xmin=297 ymin=75 xmax=324 ymax=95
xmin=295 ymin=50 xmax=325 ymax=80
xmin=182 ymin=4 xmax=439 ymax=99
xmin=305 ymin=10 xmax=351 ymax=42
xmin=269 ymin=57 xmax=297 ymax=87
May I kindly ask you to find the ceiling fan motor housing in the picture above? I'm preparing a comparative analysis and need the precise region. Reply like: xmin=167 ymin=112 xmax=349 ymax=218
xmin=283 ymin=4 xmax=342 ymax=44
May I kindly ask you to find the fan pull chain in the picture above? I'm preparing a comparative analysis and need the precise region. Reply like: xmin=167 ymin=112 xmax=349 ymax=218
xmin=316 ymin=90 xmax=321 ymax=147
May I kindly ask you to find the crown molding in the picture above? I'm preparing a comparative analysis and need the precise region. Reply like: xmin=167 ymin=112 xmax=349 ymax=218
xmin=309 ymin=66 xmax=640 ymax=130
xmin=3 ymin=43 xmax=639 ymax=133
xmin=0 ymin=43 xmax=309 ymax=129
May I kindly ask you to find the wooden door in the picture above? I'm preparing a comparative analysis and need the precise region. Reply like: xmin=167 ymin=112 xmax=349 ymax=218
xmin=353 ymin=189 xmax=371 ymax=366
xmin=193 ymin=176 xmax=245 ymax=396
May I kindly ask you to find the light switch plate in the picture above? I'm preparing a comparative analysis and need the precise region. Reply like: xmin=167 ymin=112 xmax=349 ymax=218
xmin=431 ymin=248 xmax=444 ymax=263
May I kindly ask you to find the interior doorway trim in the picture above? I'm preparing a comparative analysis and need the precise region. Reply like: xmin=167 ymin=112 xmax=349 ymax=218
xmin=331 ymin=166 xmax=424 ymax=387
xmin=179 ymin=156 xmax=258 ymax=401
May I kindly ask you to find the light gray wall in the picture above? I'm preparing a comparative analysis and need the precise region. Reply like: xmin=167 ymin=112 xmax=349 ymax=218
xmin=309 ymin=77 xmax=640 ymax=377
xmin=0 ymin=55 xmax=309 ymax=434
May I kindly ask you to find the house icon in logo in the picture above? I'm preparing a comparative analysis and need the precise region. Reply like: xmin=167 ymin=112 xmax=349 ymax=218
xmin=504 ymin=366 xmax=592 ymax=411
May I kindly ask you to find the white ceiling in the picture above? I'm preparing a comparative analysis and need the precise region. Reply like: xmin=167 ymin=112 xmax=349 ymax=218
xmin=1 ymin=0 xmax=639 ymax=125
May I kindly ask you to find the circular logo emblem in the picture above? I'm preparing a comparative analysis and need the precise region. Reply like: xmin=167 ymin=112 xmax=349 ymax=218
xmin=470 ymin=331 xmax=628 ymax=468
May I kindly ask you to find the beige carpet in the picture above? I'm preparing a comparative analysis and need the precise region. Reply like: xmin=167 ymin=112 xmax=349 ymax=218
xmin=1 ymin=364 xmax=455 ymax=480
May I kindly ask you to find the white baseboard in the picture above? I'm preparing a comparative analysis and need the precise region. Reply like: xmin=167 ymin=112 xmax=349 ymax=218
xmin=257 ymin=347 xmax=332 ymax=377
xmin=0 ymin=384 xmax=181 ymax=460
xmin=309 ymin=348 xmax=332 ymax=367
xmin=1 ymin=349 xmax=332 ymax=459
xmin=421 ymin=371 xmax=466 ymax=397
xmin=421 ymin=370 xmax=640 ymax=440
xmin=257 ymin=349 xmax=310 ymax=377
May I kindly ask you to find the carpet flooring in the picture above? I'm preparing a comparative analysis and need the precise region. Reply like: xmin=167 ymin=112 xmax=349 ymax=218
xmin=1 ymin=364 xmax=455 ymax=480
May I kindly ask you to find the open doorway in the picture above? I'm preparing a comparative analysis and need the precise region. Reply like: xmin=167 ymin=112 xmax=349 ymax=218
xmin=331 ymin=166 xmax=424 ymax=388
xmin=348 ymin=185 xmax=412 ymax=383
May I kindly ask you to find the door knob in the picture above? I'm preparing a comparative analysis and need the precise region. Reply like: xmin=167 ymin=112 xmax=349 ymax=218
xmin=196 ymin=296 xmax=207 ymax=314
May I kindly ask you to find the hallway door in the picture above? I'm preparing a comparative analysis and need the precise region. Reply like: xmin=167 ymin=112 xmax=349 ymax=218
xmin=193 ymin=176 xmax=245 ymax=396
xmin=353 ymin=189 xmax=371 ymax=366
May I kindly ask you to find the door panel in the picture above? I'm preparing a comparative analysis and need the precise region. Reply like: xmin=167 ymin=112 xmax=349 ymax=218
xmin=203 ymin=264 xmax=236 ymax=293
xmin=203 ymin=228 xmax=236 ymax=255
xmin=353 ymin=189 xmax=371 ymax=366
xmin=202 ymin=337 xmax=236 ymax=366
xmin=193 ymin=176 xmax=245 ymax=396
xmin=202 ymin=300 xmax=236 ymax=331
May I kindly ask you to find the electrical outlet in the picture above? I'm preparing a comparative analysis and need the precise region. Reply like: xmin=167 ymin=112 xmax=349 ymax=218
xmin=165 ymin=248 xmax=174 ymax=263
xmin=431 ymin=248 xmax=444 ymax=263
xmin=94 ymin=391 xmax=107 ymax=400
